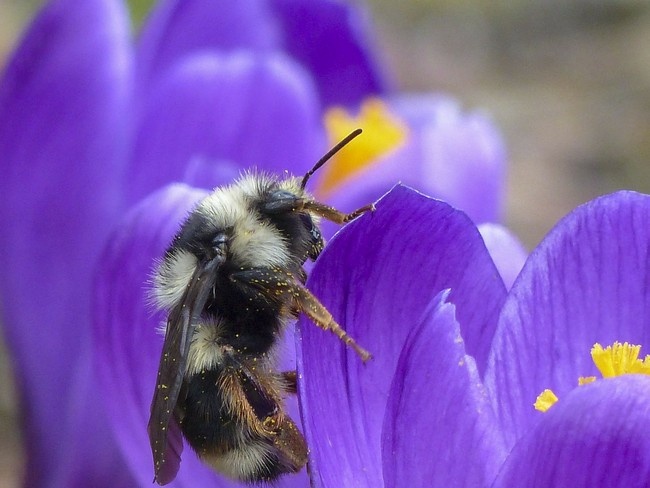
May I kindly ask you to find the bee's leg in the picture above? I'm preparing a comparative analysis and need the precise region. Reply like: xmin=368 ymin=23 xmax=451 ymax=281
xmin=296 ymin=267 xmax=308 ymax=284
xmin=291 ymin=284 xmax=372 ymax=362
xmin=230 ymin=268 xmax=371 ymax=362
xmin=301 ymin=200 xmax=375 ymax=224
xmin=259 ymin=191 xmax=374 ymax=224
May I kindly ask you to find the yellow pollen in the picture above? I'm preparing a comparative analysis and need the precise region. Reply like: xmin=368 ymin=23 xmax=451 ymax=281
xmin=535 ymin=341 xmax=650 ymax=413
xmin=633 ymin=355 xmax=650 ymax=375
xmin=317 ymin=98 xmax=408 ymax=196
xmin=534 ymin=389 xmax=558 ymax=412
xmin=591 ymin=342 xmax=650 ymax=377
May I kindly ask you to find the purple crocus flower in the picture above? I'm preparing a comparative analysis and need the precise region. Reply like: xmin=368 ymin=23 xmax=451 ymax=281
xmin=0 ymin=0 xmax=389 ymax=485
xmin=299 ymin=186 xmax=650 ymax=487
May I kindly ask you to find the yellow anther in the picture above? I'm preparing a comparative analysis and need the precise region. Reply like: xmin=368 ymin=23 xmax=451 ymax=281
xmin=591 ymin=342 xmax=642 ymax=377
xmin=536 ymin=341 xmax=650 ymax=413
xmin=630 ymin=354 xmax=650 ymax=375
xmin=534 ymin=389 xmax=558 ymax=412
xmin=578 ymin=376 xmax=596 ymax=385
xmin=317 ymin=98 xmax=407 ymax=196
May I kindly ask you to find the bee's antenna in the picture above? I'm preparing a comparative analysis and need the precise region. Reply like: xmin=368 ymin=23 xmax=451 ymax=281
xmin=300 ymin=128 xmax=362 ymax=190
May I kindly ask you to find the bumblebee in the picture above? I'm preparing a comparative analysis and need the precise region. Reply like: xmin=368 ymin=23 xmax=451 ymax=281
xmin=148 ymin=130 xmax=372 ymax=484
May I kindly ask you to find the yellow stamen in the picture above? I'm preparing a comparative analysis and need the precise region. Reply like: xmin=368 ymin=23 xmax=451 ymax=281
xmin=591 ymin=342 xmax=642 ymax=377
xmin=535 ymin=341 xmax=650 ymax=413
xmin=534 ymin=389 xmax=558 ymax=412
xmin=317 ymin=98 xmax=408 ymax=196
xmin=630 ymin=354 xmax=650 ymax=375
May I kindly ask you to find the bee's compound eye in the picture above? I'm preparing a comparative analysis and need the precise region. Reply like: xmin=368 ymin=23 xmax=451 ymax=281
xmin=212 ymin=233 xmax=228 ymax=256
xmin=269 ymin=189 xmax=296 ymax=201
xmin=260 ymin=190 xmax=300 ymax=214
xmin=301 ymin=214 xmax=323 ymax=259
xmin=300 ymin=214 xmax=319 ymax=239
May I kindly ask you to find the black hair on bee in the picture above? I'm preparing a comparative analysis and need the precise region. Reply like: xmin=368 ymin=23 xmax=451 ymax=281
xmin=147 ymin=129 xmax=372 ymax=485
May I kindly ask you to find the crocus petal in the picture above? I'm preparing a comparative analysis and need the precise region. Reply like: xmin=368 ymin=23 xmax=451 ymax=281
xmin=323 ymin=95 xmax=506 ymax=225
xmin=382 ymin=291 xmax=507 ymax=488
xmin=137 ymin=0 xmax=279 ymax=87
xmin=297 ymin=185 xmax=507 ymax=487
xmin=494 ymin=375 xmax=650 ymax=487
xmin=94 ymin=183 xmax=309 ymax=487
xmin=409 ymin=96 xmax=506 ymax=224
xmin=269 ymin=0 xmax=391 ymax=107
xmin=137 ymin=0 xmax=389 ymax=108
xmin=478 ymin=223 xmax=527 ymax=290
xmin=126 ymin=51 xmax=324 ymax=205
xmin=485 ymin=191 xmax=650 ymax=447
xmin=0 ymin=0 xmax=132 ymax=485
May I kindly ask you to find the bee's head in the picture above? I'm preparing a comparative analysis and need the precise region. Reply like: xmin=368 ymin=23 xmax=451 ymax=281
xmin=299 ymin=212 xmax=323 ymax=260
xmin=256 ymin=187 xmax=324 ymax=264
xmin=207 ymin=232 xmax=228 ymax=260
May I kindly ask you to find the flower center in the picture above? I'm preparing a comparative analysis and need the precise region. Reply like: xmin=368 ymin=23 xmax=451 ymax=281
xmin=534 ymin=341 xmax=650 ymax=412
xmin=315 ymin=98 xmax=408 ymax=196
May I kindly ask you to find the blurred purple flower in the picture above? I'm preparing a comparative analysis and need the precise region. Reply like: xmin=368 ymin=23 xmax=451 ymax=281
xmin=0 ymin=0 xmax=389 ymax=485
xmin=299 ymin=186 xmax=650 ymax=487
xmin=318 ymin=95 xmax=508 ymax=225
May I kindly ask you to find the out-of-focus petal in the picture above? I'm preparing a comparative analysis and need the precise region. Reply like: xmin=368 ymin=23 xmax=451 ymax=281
xmin=399 ymin=94 xmax=507 ymax=223
xmin=493 ymin=375 xmax=650 ymax=487
xmin=94 ymin=183 xmax=309 ymax=487
xmin=478 ymin=223 xmax=527 ymax=290
xmin=137 ymin=0 xmax=279 ymax=87
xmin=269 ymin=0 xmax=391 ymax=107
xmin=297 ymin=185 xmax=506 ymax=487
xmin=322 ymin=95 xmax=506 ymax=225
xmin=0 ymin=0 xmax=132 ymax=485
xmin=181 ymin=157 xmax=242 ymax=190
xmin=382 ymin=291 xmax=507 ymax=488
xmin=485 ymin=191 xmax=650 ymax=447
xmin=126 ymin=51 xmax=324 ymax=205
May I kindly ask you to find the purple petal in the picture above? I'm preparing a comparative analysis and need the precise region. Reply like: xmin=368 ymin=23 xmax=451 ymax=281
xmin=269 ymin=0 xmax=391 ymax=106
xmin=181 ymin=157 xmax=242 ymax=190
xmin=0 ymin=0 xmax=132 ymax=484
xmin=322 ymin=95 xmax=507 ymax=226
xmin=126 ymin=51 xmax=324 ymax=205
xmin=398 ymin=94 xmax=507 ymax=223
xmin=94 ymin=184 xmax=309 ymax=487
xmin=137 ymin=0 xmax=279 ymax=88
xmin=494 ymin=375 xmax=650 ymax=487
xmin=485 ymin=191 xmax=650 ymax=447
xmin=478 ymin=223 xmax=527 ymax=290
xmin=297 ymin=185 xmax=507 ymax=487
xmin=382 ymin=291 xmax=507 ymax=488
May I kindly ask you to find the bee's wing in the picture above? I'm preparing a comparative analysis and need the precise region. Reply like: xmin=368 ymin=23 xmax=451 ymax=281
xmin=148 ymin=256 xmax=223 ymax=485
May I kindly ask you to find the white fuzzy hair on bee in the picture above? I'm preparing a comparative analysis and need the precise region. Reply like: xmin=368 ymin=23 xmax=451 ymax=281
xmin=147 ymin=128 xmax=373 ymax=485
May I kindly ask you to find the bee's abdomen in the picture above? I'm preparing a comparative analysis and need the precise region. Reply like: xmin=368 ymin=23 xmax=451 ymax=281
xmin=180 ymin=369 xmax=307 ymax=482
xmin=180 ymin=369 xmax=239 ymax=455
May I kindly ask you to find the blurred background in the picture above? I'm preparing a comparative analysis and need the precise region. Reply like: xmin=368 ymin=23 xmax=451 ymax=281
xmin=2 ymin=0 xmax=650 ymax=485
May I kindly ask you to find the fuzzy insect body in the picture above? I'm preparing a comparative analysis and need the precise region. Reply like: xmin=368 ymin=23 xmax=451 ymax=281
xmin=148 ymin=130 xmax=372 ymax=485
